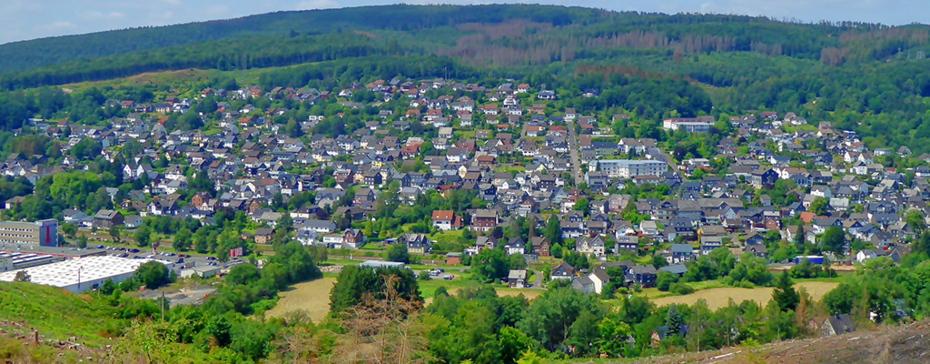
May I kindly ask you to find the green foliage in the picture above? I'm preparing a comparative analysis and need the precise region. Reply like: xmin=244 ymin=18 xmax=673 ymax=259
xmin=543 ymin=214 xmax=563 ymax=246
xmin=329 ymin=265 xmax=420 ymax=315
xmin=471 ymin=248 xmax=526 ymax=282
xmin=821 ymin=226 xmax=847 ymax=256
xmin=809 ymin=197 xmax=830 ymax=216
xmin=387 ymin=243 xmax=411 ymax=263
xmin=771 ymin=271 xmax=800 ymax=312
xmin=133 ymin=261 xmax=171 ymax=289
xmin=517 ymin=287 xmax=604 ymax=351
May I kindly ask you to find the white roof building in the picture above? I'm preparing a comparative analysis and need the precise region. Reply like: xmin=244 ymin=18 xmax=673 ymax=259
xmin=0 ymin=256 xmax=171 ymax=293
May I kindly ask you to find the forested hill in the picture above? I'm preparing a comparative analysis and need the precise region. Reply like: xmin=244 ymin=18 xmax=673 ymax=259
xmin=2 ymin=4 xmax=929 ymax=79
xmin=0 ymin=4 xmax=598 ymax=73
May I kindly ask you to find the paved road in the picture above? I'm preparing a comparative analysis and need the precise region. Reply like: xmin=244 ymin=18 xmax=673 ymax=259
xmin=530 ymin=269 xmax=544 ymax=289
xmin=566 ymin=119 xmax=584 ymax=186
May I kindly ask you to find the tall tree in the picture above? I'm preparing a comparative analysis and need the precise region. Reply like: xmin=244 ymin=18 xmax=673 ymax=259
xmin=544 ymin=214 xmax=563 ymax=245
xmin=772 ymin=270 xmax=800 ymax=312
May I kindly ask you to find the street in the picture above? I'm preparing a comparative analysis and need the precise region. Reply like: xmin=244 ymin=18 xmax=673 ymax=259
xmin=566 ymin=118 xmax=584 ymax=186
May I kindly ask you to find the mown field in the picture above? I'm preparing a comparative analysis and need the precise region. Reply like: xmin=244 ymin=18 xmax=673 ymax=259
xmin=265 ymin=277 xmax=337 ymax=323
xmin=650 ymin=282 xmax=839 ymax=310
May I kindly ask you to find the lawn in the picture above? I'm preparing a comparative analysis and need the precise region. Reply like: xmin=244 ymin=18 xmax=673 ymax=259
xmin=265 ymin=278 xmax=337 ymax=323
xmin=430 ymin=230 xmax=464 ymax=245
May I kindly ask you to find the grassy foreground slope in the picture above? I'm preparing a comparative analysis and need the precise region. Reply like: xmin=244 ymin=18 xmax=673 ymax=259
xmin=0 ymin=282 xmax=123 ymax=347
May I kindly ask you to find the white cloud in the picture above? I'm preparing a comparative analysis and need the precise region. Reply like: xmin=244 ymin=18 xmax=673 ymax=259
xmin=295 ymin=0 xmax=340 ymax=10
xmin=49 ymin=21 xmax=76 ymax=29
xmin=77 ymin=11 xmax=125 ymax=20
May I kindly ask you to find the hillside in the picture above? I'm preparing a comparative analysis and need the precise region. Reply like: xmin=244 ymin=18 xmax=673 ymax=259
xmin=0 ymin=281 xmax=123 ymax=347
xmin=0 ymin=4 xmax=601 ymax=73
xmin=2 ymin=4 xmax=930 ymax=90
xmin=619 ymin=319 xmax=930 ymax=364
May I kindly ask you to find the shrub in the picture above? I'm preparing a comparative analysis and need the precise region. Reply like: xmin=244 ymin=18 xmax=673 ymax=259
xmin=669 ymin=282 xmax=694 ymax=295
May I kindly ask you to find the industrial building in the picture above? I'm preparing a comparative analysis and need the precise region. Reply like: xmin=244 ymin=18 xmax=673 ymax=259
xmin=0 ymin=219 xmax=59 ymax=247
xmin=0 ymin=256 xmax=171 ymax=293
xmin=595 ymin=160 xmax=668 ymax=179
xmin=0 ymin=244 xmax=107 ymax=258
xmin=359 ymin=260 xmax=406 ymax=270
xmin=0 ymin=252 xmax=66 ymax=272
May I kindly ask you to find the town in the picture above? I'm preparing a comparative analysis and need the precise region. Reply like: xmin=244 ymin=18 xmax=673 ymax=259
xmin=0 ymin=75 xmax=919 ymax=302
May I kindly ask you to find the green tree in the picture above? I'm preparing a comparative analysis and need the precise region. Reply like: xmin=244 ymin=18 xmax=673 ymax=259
xmin=133 ymin=261 xmax=170 ymax=289
xmin=61 ymin=222 xmax=77 ymax=239
xmin=573 ymin=197 xmax=589 ymax=215
xmin=809 ymin=197 xmax=829 ymax=216
xmin=566 ymin=309 xmax=602 ymax=357
xmin=517 ymin=287 xmax=603 ymax=351
xmin=499 ymin=326 xmax=534 ymax=364
xmin=387 ymin=242 xmax=410 ymax=263
xmin=793 ymin=223 xmax=805 ymax=248
xmin=286 ymin=118 xmax=304 ymax=138
xmin=905 ymin=209 xmax=926 ymax=234
xmin=544 ymin=214 xmax=563 ymax=245
xmin=597 ymin=316 xmax=632 ymax=357
xmin=665 ymin=305 xmax=684 ymax=336
xmin=772 ymin=270 xmax=800 ymax=312
xmin=173 ymin=227 xmax=192 ymax=252
xmin=134 ymin=225 xmax=151 ymax=247
xmin=329 ymin=265 xmax=420 ymax=314
xmin=656 ymin=271 xmax=679 ymax=291
xmin=821 ymin=226 xmax=847 ymax=256
xmin=109 ymin=225 xmax=121 ymax=244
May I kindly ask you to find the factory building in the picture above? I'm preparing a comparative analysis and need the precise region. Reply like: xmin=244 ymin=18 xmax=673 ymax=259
xmin=0 ymin=219 xmax=59 ymax=247
xmin=0 ymin=256 xmax=172 ymax=293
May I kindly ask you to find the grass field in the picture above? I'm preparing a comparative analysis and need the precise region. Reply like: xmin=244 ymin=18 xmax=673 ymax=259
xmin=0 ymin=282 xmax=124 ymax=347
xmin=650 ymin=281 xmax=839 ymax=310
xmin=266 ymin=278 xmax=337 ymax=323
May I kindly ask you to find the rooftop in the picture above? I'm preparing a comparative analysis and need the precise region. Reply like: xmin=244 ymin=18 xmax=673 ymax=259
xmin=0 ymin=256 xmax=166 ymax=289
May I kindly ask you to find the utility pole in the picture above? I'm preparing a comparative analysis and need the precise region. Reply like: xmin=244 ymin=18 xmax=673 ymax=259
xmin=161 ymin=291 xmax=166 ymax=321
xmin=77 ymin=266 xmax=82 ymax=292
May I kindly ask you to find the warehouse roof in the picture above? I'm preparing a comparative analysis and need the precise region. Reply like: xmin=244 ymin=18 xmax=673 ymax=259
xmin=0 ymin=256 xmax=167 ymax=289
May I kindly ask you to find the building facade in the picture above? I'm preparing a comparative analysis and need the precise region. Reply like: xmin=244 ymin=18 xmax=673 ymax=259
xmin=0 ymin=220 xmax=58 ymax=247
xmin=596 ymin=160 xmax=668 ymax=179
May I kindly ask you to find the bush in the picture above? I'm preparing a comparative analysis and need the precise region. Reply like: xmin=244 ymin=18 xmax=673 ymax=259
xmin=738 ymin=280 xmax=756 ymax=288
xmin=669 ymin=282 xmax=694 ymax=295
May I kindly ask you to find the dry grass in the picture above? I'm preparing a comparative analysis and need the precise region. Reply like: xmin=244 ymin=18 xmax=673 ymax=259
xmin=619 ymin=319 xmax=930 ymax=364
xmin=651 ymin=282 xmax=839 ymax=310
xmin=266 ymin=278 xmax=337 ymax=323
xmin=496 ymin=289 xmax=543 ymax=300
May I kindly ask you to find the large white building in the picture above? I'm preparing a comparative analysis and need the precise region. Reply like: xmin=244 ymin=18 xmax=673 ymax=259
xmin=662 ymin=118 xmax=715 ymax=133
xmin=0 ymin=256 xmax=171 ymax=293
xmin=595 ymin=160 xmax=668 ymax=179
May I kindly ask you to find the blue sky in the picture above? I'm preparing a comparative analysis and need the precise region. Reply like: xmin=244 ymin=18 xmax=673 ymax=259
xmin=1 ymin=0 xmax=925 ymax=45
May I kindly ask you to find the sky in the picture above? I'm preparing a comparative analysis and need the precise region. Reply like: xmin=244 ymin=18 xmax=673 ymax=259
xmin=1 ymin=0 xmax=926 ymax=45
